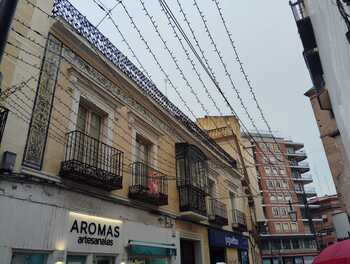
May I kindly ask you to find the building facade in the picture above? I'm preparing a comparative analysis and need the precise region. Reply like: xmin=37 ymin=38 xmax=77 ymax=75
xmin=309 ymin=195 xmax=349 ymax=250
xmin=247 ymin=133 xmax=319 ymax=264
xmin=290 ymin=0 xmax=350 ymax=213
xmin=0 ymin=1 xmax=254 ymax=264
xmin=197 ymin=115 xmax=264 ymax=264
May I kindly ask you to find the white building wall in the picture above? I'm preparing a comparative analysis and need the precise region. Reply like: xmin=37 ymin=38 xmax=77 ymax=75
xmin=306 ymin=1 xmax=350 ymax=212
xmin=307 ymin=1 xmax=350 ymax=165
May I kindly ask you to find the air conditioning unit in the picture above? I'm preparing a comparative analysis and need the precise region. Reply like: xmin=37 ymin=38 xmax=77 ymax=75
xmin=1 ymin=151 xmax=16 ymax=173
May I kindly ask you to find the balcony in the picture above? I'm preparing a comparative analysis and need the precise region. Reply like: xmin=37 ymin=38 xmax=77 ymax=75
xmin=129 ymin=162 xmax=168 ymax=206
xmin=292 ymin=173 xmax=313 ymax=183
xmin=232 ymin=209 xmax=247 ymax=231
xmin=176 ymin=143 xmax=208 ymax=221
xmin=208 ymin=198 xmax=228 ymax=226
xmin=294 ymin=186 xmax=317 ymax=197
xmin=178 ymin=185 xmax=207 ymax=221
xmin=59 ymin=130 xmax=123 ymax=191
xmin=0 ymin=106 xmax=9 ymax=145
xmin=286 ymin=150 xmax=307 ymax=161
xmin=289 ymin=161 xmax=310 ymax=173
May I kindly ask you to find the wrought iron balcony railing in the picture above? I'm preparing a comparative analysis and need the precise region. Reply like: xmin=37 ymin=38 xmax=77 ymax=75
xmin=232 ymin=209 xmax=247 ymax=231
xmin=59 ymin=130 xmax=123 ymax=190
xmin=208 ymin=198 xmax=228 ymax=226
xmin=0 ymin=106 xmax=9 ymax=145
xmin=178 ymin=185 xmax=207 ymax=217
xmin=129 ymin=161 xmax=168 ymax=206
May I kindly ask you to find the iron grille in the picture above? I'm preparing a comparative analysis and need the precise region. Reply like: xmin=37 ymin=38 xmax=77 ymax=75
xmin=52 ymin=0 xmax=237 ymax=169
xmin=0 ymin=106 xmax=9 ymax=145
xmin=178 ymin=185 xmax=207 ymax=217
xmin=208 ymin=198 xmax=228 ymax=226
xmin=60 ymin=130 xmax=123 ymax=190
xmin=129 ymin=161 xmax=168 ymax=206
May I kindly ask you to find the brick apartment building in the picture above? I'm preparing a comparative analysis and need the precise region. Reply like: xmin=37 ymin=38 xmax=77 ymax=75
xmin=246 ymin=133 xmax=319 ymax=264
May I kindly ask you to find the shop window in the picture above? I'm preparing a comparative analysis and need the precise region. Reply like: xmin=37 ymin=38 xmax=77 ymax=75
xmin=11 ymin=252 xmax=48 ymax=264
xmin=303 ymin=256 xmax=314 ymax=264
xmin=263 ymin=259 xmax=272 ymax=264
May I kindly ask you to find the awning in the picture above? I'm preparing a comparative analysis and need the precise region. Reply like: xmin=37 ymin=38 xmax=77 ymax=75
xmin=128 ymin=240 xmax=177 ymax=257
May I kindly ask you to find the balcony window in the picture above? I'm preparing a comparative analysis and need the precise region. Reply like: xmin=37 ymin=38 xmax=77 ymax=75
xmin=232 ymin=209 xmax=247 ymax=230
xmin=129 ymin=161 xmax=168 ymax=206
xmin=292 ymin=239 xmax=300 ymax=249
xmin=282 ymin=239 xmax=292 ymax=250
xmin=176 ymin=143 xmax=208 ymax=191
xmin=208 ymin=198 xmax=228 ymax=226
xmin=176 ymin=143 xmax=208 ymax=217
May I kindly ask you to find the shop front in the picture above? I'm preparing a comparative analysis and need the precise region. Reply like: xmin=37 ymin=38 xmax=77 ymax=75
xmin=208 ymin=229 xmax=249 ymax=264
xmin=0 ymin=181 xmax=180 ymax=264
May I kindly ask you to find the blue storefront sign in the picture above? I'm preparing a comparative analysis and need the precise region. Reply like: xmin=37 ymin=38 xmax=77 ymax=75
xmin=208 ymin=229 xmax=248 ymax=250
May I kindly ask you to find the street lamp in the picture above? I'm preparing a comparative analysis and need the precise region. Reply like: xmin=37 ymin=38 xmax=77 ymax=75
xmin=288 ymin=200 xmax=297 ymax=222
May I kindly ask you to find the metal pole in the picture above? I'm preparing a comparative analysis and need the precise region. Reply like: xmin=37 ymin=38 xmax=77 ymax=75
xmin=0 ymin=0 xmax=20 ymax=86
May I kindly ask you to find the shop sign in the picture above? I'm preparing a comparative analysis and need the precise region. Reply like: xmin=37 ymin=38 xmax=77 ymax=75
xmin=208 ymin=229 xmax=248 ymax=250
xmin=67 ymin=212 xmax=123 ymax=253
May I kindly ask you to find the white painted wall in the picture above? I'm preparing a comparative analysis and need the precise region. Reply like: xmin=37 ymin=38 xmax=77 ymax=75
xmin=307 ymin=1 xmax=350 ymax=167
xmin=306 ymin=1 xmax=350 ymax=211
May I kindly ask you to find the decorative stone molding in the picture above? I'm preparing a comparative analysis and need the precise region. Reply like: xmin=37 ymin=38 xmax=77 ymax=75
xmin=23 ymin=34 xmax=63 ymax=170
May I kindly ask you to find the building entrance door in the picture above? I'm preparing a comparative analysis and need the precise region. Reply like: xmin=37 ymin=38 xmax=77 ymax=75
xmin=210 ymin=246 xmax=226 ymax=264
xmin=180 ymin=239 xmax=196 ymax=264
xmin=66 ymin=255 xmax=86 ymax=264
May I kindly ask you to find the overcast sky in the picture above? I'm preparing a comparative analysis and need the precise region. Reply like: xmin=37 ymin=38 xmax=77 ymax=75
xmin=69 ymin=0 xmax=336 ymax=195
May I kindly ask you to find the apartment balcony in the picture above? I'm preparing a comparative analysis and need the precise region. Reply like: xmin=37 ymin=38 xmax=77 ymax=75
xmin=232 ymin=209 xmax=247 ymax=232
xmin=292 ymin=173 xmax=313 ymax=183
xmin=59 ymin=130 xmax=123 ymax=191
xmin=286 ymin=150 xmax=307 ymax=161
xmin=178 ymin=185 xmax=207 ymax=221
xmin=129 ymin=161 xmax=168 ymax=206
xmin=0 ymin=106 xmax=9 ymax=145
xmin=294 ymin=186 xmax=317 ymax=197
xmin=208 ymin=198 xmax=228 ymax=226
xmin=289 ymin=161 xmax=310 ymax=173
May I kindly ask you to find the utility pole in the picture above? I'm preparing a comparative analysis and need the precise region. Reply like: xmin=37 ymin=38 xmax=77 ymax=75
xmin=0 ymin=0 xmax=20 ymax=87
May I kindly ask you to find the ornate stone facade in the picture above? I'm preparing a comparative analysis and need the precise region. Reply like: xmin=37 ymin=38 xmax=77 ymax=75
xmin=23 ymin=34 xmax=62 ymax=169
